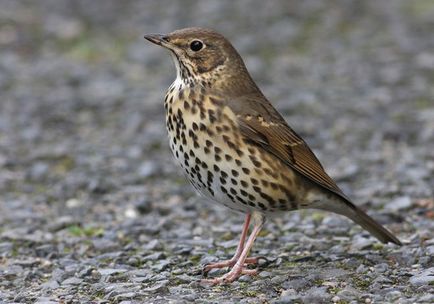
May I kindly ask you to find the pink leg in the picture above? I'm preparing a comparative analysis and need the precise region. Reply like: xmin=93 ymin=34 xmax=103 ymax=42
xmin=203 ymin=214 xmax=253 ymax=275
xmin=202 ymin=212 xmax=265 ymax=284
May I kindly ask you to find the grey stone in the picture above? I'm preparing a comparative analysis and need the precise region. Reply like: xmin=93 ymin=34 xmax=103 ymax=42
xmin=386 ymin=196 xmax=412 ymax=211
xmin=409 ymin=267 xmax=434 ymax=286
xmin=99 ymin=268 xmax=128 ymax=276
xmin=385 ymin=290 xmax=402 ymax=302
xmin=302 ymin=287 xmax=331 ymax=304
xmin=41 ymin=280 xmax=60 ymax=290
xmin=61 ymin=277 xmax=83 ymax=285
xmin=142 ymin=280 xmax=169 ymax=294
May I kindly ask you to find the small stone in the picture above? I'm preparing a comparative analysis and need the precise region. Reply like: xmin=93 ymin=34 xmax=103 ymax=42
xmin=419 ymin=293 xmax=434 ymax=302
xmin=385 ymin=290 xmax=402 ymax=301
xmin=426 ymin=245 xmax=434 ymax=256
xmin=61 ymin=277 xmax=83 ymax=285
xmin=115 ymin=292 xmax=137 ymax=301
xmin=302 ymin=287 xmax=331 ymax=303
xmin=351 ymin=236 xmax=375 ymax=251
xmin=142 ymin=239 xmax=163 ymax=251
xmin=142 ymin=280 xmax=169 ymax=294
xmin=258 ymin=271 xmax=272 ymax=278
xmin=133 ymin=197 xmax=153 ymax=215
xmin=386 ymin=196 xmax=412 ymax=211
xmin=332 ymin=296 xmax=340 ymax=303
xmin=92 ymin=239 xmax=119 ymax=252
xmin=137 ymin=161 xmax=159 ymax=178
xmin=66 ymin=198 xmax=83 ymax=208
xmin=99 ymin=268 xmax=128 ymax=276
xmin=409 ymin=267 xmax=434 ymax=286
xmin=151 ymin=260 xmax=171 ymax=272
xmin=41 ymin=280 xmax=60 ymax=290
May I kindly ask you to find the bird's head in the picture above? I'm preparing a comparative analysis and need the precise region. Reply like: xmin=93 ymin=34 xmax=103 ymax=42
xmin=144 ymin=27 xmax=252 ymax=90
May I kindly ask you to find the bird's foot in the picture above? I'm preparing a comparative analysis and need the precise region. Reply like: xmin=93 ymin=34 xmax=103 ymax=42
xmin=202 ymin=256 xmax=262 ymax=276
xmin=201 ymin=264 xmax=258 ymax=285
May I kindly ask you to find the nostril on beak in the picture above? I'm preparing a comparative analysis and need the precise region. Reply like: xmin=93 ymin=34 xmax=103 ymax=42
xmin=162 ymin=36 xmax=170 ymax=42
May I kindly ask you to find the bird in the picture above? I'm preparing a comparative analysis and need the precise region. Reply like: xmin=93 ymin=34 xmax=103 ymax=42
xmin=144 ymin=27 xmax=402 ymax=285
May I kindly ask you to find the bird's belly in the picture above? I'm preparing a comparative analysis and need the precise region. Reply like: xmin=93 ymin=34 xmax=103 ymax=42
xmin=165 ymin=93 xmax=303 ymax=214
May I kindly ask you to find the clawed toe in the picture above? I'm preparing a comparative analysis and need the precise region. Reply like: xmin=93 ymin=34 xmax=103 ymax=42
xmin=201 ymin=265 xmax=259 ymax=285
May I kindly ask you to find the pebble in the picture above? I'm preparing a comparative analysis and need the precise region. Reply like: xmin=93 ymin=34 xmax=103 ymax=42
xmin=409 ymin=267 xmax=434 ymax=286
xmin=61 ymin=277 xmax=83 ymax=285
xmin=386 ymin=196 xmax=412 ymax=211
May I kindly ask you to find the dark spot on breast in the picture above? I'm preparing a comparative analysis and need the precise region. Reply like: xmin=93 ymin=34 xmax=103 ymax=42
xmin=260 ymin=192 xmax=276 ymax=205
xmin=240 ymin=180 xmax=248 ymax=188
xmin=205 ymin=140 xmax=213 ymax=147
xmin=236 ymin=196 xmax=247 ymax=205
xmin=192 ymin=122 xmax=198 ymax=131
xmin=213 ymin=165 xmax=220 ymax=172
xmin=225 ymin=154 xmax=233 ymax=161
xmin=207 ymin=171 xmax=214 ymax=182
xmin=199 ymin=123 xmax=207 ymax=131
xmin=253 ymin=186 xmax=261 ymax=193
xmin=250 ymin=178 xmax=258 ymax=185
xmin=249 ymin=155 xmax=262 ymax=168
xmin=230 ymin=178 xmax=238 ymax=185
xmin=183 ymin=100 xmax=190 ymax=110
xmin=270 ymin=182 xmax=278 ymax=190
xmin=242 ymin=167 xmax=250 ymax=174
xmin=214 ymin=146 xmax=222 ymax=154
xmin=231 ymin=169 xmax=239 ymax=177
xmin=208 ymin=109 xmax=216 ymax=123
xmin=240 ymin=189 xmax=248 ymax=197
xmin=261 ymin=180 xmax=269 ymax=187
xmin=204 ymin=147 xmax=210 ymax=154
xmin=220 ymin=171 xmax=228 ymax=179
xmin=235 ymin=159 xmax=242 ymax=166
xmin=210 ymin=97 xmax=223 ymax=106
xmin=189 ymin=150 xmax=195 ymax=157
xmin=220 ymin=186 xmax=228 ymax=194
xmin=258 ymin=202 xmax=266 ymax=210
xmin=215 ymin=154 xmax=221 ymax=162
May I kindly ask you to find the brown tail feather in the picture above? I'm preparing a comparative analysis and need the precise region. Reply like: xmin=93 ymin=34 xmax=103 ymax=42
xmin=317 ymin=198 xmax=402 ymax=245
xmin=349 ymin=206 xmax=402 ymax=245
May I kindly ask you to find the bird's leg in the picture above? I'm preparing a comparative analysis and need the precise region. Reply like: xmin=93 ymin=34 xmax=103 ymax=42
xmin=202 ymin=212 xmax=265 ymax=284
xmin=203 ymin=213 xmax=256 ymax=275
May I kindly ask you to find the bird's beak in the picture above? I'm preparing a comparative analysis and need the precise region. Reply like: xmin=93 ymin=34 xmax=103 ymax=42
xmin=144 ymin=33 xmax=171 ymax=48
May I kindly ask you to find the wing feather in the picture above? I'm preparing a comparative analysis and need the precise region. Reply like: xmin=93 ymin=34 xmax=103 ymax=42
xmin=227 ymin=93 xmax=348 ymax=200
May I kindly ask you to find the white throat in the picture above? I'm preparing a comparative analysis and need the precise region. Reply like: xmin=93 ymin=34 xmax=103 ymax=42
xmin=170 ymin=53 xmax=185 ymax=89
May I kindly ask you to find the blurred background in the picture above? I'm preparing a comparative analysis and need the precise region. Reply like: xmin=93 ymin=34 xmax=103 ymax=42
xmin=0 ymin=0 xmax=433 ymax=302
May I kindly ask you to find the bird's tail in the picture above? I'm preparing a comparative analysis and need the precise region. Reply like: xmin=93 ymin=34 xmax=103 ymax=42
xmin=317 ymin=198 xmax=402 ymax=245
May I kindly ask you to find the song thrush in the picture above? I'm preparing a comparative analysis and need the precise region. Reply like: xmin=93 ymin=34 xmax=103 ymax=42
xmin=144 ymin=27 xmax=401 ymax=284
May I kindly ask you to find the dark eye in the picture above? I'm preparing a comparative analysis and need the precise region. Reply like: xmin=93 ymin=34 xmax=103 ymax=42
xmin=190 ymin=40 xmax=203 ymax=52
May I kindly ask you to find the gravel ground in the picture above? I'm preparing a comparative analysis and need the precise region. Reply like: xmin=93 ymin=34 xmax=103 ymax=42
xmin=0 ymin=0 xmax=433 ymax=303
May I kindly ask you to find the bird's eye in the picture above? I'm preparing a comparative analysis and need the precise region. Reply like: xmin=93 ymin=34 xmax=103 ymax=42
xmin=190 ymin=40 xmax=203 ymax=52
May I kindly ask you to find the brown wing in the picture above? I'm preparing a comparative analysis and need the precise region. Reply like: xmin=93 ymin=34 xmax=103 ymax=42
xmin=227 ymin=92 xmax=349 ymax=201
